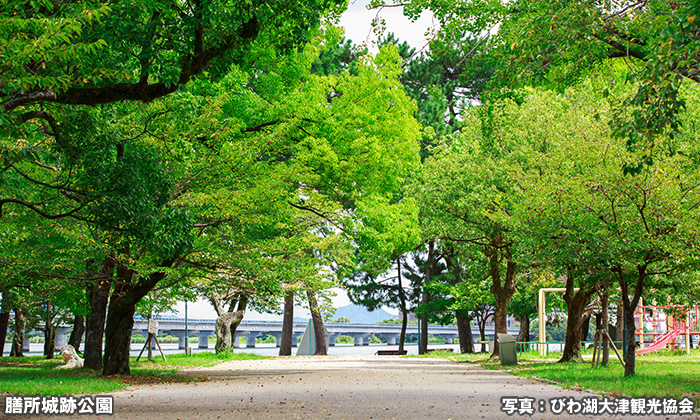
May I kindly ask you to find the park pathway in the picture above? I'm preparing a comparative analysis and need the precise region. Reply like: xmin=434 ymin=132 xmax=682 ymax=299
xmin=35 ymin=356 xmax=699 ymax=419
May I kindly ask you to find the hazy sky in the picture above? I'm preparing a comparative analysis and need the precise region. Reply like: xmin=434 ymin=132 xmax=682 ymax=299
xmin=339 ymin=0 xmax=436 ymax=51
xmin=173 ymin=1 xmax=429 ymax=321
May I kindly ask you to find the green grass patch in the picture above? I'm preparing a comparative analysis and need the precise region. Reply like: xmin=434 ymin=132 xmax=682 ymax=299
xmin=0 ymin=357 xmax=123 ymax=395
xmin=427 ymin=348 xmax=700 ymax=403
xmin=0 ymin=351 xmax=271 ymax=395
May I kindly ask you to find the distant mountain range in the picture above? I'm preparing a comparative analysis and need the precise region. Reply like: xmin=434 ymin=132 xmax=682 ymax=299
xmin=292 ymin=304 xmax=396 ymax=324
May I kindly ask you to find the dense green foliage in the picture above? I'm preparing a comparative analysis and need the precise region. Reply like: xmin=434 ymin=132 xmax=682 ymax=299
xmin=3 ymin=0 xmax=700 ymax=385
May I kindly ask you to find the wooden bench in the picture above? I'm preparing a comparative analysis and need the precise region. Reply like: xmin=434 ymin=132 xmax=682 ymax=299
xmin=426 ymin=348 xmax=454 ymax=353
xmin=376 ymin=350 xmax=407 ymax=356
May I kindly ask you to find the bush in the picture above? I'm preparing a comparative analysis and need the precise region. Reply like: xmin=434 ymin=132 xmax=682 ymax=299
xmin=256 ymin=334 xmax=276 ymax=344
xmin=334 ymin=335 xmax=353 ymax=344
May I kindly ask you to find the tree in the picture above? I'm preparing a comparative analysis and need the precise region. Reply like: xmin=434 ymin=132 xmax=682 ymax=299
xmin=409 ymin=137 xmax=523 ymax=359
xmin=416 ymin=243 xmax=477 ymax=353
xmin=403 ymin=241 xmax=446 ymax=354
xmin=2 ymin=16 xmax=422 ymax=376
xmin=507 ymin=77 xmax=700 ymax=374
xmin=499 ymin=1 xmax=700 ymax=165
xmin=0 ymin=0 xmax=345 ymax=131
xmin=343 ymin=195 xmax=422 ymax=353
xmin=209 ymin=290 xmax=248 ymax=354
xmin=0 ymin=207 xmax=96 ymax=359
xmin=279 ymin=290 xmax=295 ymax=356
xmin=373 ymin=1 xmax=700 ymax=170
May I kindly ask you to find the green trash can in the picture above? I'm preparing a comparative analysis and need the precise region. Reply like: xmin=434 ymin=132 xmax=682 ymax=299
xmin=497 ymin=333 xmax=518 ymax=366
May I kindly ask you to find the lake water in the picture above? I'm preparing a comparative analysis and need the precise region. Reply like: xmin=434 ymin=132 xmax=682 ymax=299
xmin=5 ymin=342 xmax=461 ymax=357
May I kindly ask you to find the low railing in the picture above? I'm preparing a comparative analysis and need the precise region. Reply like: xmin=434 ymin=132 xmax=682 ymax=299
xmin=516 ymin=341 xmax=560 ymax=356
xmin=515 ymin=340 xmax=625 ymax=356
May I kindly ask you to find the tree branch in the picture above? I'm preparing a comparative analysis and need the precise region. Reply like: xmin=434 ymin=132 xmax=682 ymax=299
xmin=243 ymin=119 xmax=280 ymax=133
xmin=0 ymin=198 xmax=86 ymax=220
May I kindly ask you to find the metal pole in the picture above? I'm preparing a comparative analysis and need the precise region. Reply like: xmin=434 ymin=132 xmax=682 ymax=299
xmin=185 ymin=300 xmax=189 ymax=354
xmin=538 ymin=289 xmax=545 ymax=356
xmin=417 ymin=318 xmax=420 ymax=354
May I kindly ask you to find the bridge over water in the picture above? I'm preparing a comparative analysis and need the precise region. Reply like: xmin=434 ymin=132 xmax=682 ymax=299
xmin=53 ymin=317 xmax=519 ymax=350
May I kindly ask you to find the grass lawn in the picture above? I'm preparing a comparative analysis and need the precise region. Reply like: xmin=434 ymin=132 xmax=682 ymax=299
xmin=0 ymin=351 xmax=269 ymax=395
xmin=420 ymin=348 xmax=700 ymax=403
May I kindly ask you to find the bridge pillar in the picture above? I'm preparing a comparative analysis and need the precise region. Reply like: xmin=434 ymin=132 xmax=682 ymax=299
xmin=354 ymin=336 xmax=370 ymax=346
xmin=55 ymin=327 xmax=72 ymax=349
xmin=23 ymin=339 xmax=30 ymax=352
xmin=271 ymin=333 xmax=282 ymax=348
xmin=328 ymin=334 xmax=337 ymax=347
xmin=198 ymin=332 xmax=211 ymax=349
xmin=292 ymin=333 xmax=301 ymax=347
xmin=245 ymin=333 xmax=262 ymax=348
xmin=55 ymin=333 xmax=67 ymax=349
xmin=171 ymin=331 xmax=187 ymax=349
xmin=444 ymin=336 xmax=455 ymax=344
xmin=386 ymin=334 xmax=400 ymax=345
xmin=233 ymin=335 xmax=241 ymax=349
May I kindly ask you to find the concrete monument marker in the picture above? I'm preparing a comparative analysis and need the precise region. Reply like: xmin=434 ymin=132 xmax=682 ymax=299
xmin=296 ymin=320 xmax=329 ymax=356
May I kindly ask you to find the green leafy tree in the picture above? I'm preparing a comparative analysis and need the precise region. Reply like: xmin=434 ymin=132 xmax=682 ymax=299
xmin=408 ymin=135 xmax=523 ymax=359
xmin=508 ymin=78 xmax=700 ymax=375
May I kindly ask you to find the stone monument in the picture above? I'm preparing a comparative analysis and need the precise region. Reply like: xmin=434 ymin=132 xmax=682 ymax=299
xmin=56 ymin=344 xmax=84 ymax=369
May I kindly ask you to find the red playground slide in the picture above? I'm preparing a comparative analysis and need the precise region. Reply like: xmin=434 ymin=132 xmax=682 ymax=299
xmin=635 ymin=329 xmax=682 ymax=355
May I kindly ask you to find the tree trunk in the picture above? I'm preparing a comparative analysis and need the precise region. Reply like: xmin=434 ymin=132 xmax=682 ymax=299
xmin=103 ymin=297 xmax=137 ymax=375
xmin=147 ymin=332 xmax=153 ymax=361
xmin=419 ymin=241 xmax=436 ymax=355
xmin=517 ymin=314 xmax=530 ymax=342
xmin=420 ymin=292 xmax=429 ymax=354
xmin=0 ymin=311 xmax=10 ymax=357
xmin=618 ymin=264 xmax=647 ymax=377
xmin=229 ymin=296 xmax=248 ymax=348
xmin=443 ymin=247 xmax=474 ymax=353
xmin=477 ymin=311 xmax=488 ymax=352
xmin=279 ymin=291 xmax=294 ymax=356
xmin=492 ymin=292 xmax=509 ymax=358
xmin=68 ymin=315 xmax=85 ymax=352
xmin=615 ymin=302 xmax=624 ymax=349
xmin=581 ymin=314 xmax=591 ymax=343
xmin=559 ymin=281 xmax=595 ymax=363
xmin=456 ymin=312 xmax=475 ymax=353
xmin=601 ymin=285 xmax=610 ymax=366
xmin=623 ymin=300 xmax=637 ymax=376
xmin=214 ymin=310 xmax=245 ymax=353
xmin=397 ymin=257 xmax=407 ymax=354
xmin=102 ymin=264 xmax=170 ymax=375
xmin=84 ymin=258 xmax=114 ymax=370
xmin=306 ymin=290 xmax=327 ymax=355
xmin=10 ymin=309 xmax=25 ymax=357
xmin=43 ymin=318 xmax=56 ymax=359
xmin=487 ymin=236 xmax=517 ymax=360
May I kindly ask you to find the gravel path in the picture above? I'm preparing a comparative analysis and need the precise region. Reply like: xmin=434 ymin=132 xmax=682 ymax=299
xmin=20 ymin=356 xmax=700 ymax=420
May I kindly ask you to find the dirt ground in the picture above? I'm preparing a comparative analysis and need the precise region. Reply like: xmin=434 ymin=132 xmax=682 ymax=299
xmin=12 ymin=356 xmax=700 ymax=420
